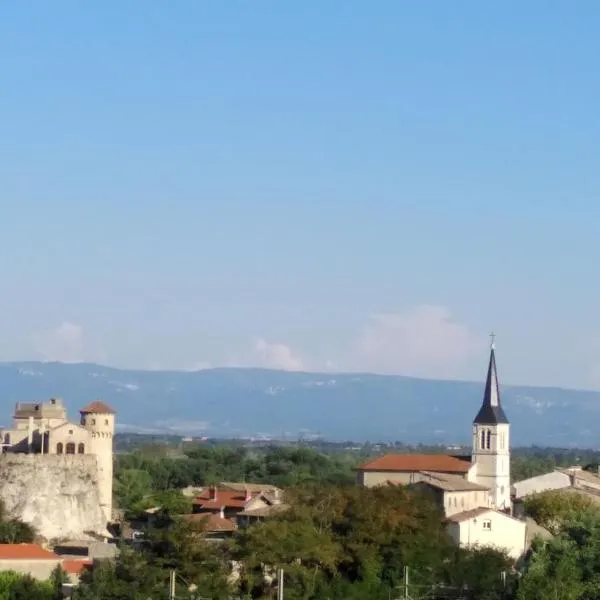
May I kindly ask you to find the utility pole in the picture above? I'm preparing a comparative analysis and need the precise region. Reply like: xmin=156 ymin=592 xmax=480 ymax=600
xmin=403 ymin=566 xmax=409 ymax=599
xmin=169 ymin=569 xmax=176 ymax=600
xmin=277 ymin=568 xmax=284 ymax=600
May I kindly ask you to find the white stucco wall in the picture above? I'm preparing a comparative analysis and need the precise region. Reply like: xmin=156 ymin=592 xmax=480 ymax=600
xmin=471 ymin=423 xmax=511 ymax=510
xmin=447 ymin=510 xmax=526 ymax=560
xmin=512 ymin=471 xmax=571 ymax=499
xmin=443 ymin=490 xmax=491 ymax=517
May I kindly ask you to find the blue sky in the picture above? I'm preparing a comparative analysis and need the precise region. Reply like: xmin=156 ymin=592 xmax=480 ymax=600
xmin=2 ymin=2 xmax=600 ymax=388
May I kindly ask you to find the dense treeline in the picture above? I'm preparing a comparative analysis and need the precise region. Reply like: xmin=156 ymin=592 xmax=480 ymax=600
xmin=114 ymin=444 xmax=358 ymax=513
xmin=114 ymin=440 xmax=600 ymax=514
xmin=77 ymin=484 xmax=515 ymax=600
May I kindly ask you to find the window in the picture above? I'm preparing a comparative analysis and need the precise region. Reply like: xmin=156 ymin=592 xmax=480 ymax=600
xmin=105 ymin=419 xmax=109 ymax=425
xmin=3 ymin=434 xmax=10 ymax=445
xmin=56 ymin=443 xmax=64 ymax=454
xmin=66 ymin=443 xmax=76 ymax=455
xmin=483 ymin=520 xmax=492 ymax=530
xmin=68 ymin=430 xmax=73 ymax=435
xmin=486 ymin=429 xmax=492 ymax=450
xmin=480 ymin=429 xmax=485 ymax=449
xmin=77 ymin=443 xmax=85 ymax=454
xmin=91 ymin=419 xmax=96 ymax=425
xmin=461 ymin=497 xmax=465 ymax=508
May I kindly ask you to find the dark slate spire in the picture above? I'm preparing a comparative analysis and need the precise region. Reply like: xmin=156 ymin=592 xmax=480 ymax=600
xmin=473 ymin=334 xmax=509 ymax=425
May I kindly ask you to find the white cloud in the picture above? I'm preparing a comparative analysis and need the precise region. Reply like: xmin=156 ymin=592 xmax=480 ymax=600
xmin=32 ymin=322 xmax=85 ymax=363
xmin=253 ymin=338 xmax=304 ymax=371
xmin=352 ymin=305 xmax=480 ymax=378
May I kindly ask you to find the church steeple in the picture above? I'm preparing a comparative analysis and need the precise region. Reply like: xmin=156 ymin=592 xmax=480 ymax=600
xmin=473 ymin=334 xmax=509 ymax=425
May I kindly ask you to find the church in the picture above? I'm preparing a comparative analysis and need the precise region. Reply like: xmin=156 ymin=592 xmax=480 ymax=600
xmin=356 ymin=340 xmax=527 ymax=559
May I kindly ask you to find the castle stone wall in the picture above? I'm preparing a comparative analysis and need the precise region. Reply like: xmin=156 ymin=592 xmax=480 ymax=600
xmin=0 ymin=454 xmax=108 ymax=541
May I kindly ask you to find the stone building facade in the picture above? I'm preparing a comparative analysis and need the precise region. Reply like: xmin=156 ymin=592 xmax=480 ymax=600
xmin=0 ymin=398 xmax=115 ymax=522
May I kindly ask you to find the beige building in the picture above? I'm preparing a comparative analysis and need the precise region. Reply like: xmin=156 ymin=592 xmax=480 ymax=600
xmin=0 ymin=398 xmax=115 ymax=523
xmin=0 ymin=543 xmax=92 ymax=584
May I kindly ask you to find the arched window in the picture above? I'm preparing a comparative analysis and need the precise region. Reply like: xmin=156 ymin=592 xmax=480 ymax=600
xmin=77 ymin=443 xmax=85 ymax=454
xmin=56 ymin=443 xmax=64 ymax=454
xmin=480 ymin=429 xmax=485 ymax=450
xmin=66 ymin=443 xmax=76 ymax=455
xmin=486 ymin=430 xmax=492 ymax=450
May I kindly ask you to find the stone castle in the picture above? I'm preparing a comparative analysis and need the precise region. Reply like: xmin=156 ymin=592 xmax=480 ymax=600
xmin=0 ymin=398 xmax=115 ymax=532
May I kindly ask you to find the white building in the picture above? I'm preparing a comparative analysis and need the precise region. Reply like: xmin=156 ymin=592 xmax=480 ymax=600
xmin=446 ymin=507 xmax=527 ymax=560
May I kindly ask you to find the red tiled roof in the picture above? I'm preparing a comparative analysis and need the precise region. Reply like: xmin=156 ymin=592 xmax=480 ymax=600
xmin=357 ymin=454 xmax=472 ymax=474
xmin=0 ymin=544 xmax=59 ymax=560
xmin=193 ymin=488 xmax=253 ymax=510
xmin=62 ymin=559 xmax=93 ymax=575
xmin=183 ymin=513 xmax=237 ymax=532
xmin=80 ymin=400 xmax=116 ymax=415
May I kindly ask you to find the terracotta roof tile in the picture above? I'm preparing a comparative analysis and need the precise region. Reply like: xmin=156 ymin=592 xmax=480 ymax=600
xmin=79 ymin=400 xmax=116 ymax=415
xmin=193 ymin=488 xmax=253 ymax=510
xmin=183 ymin=513 xmax=237 ymax=532
xmin=62 ymin=559 xmax=93 ymax=575
xmin=0 ymin=544 xmax=59 ymax=560
xmin=358 ymin=454 xmax=472 ymax=474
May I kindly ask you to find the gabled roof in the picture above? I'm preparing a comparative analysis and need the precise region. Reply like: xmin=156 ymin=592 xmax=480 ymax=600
xmin=79 ymin=400 xmax=116 ymax=415
xmin=193 ymin=488 xmax=254 ymax=510
xmin=62 ymin=559 xmax=93 ymax=575
xmin=357 ymin=453 xmax=472 ymax=474
xmin=238 ymin=503 xmax=291 ymax=518
xmin=447 ymin=507 xmax=521 ymax=524
xmin=220 ymin=482 xmax=281 ymax=494
xmin=0 ymin=544 xmax=59 ymax=560
xmin=183 ymin=513 xmax=237 ymax=532
xmin=473 ymin=345 xmax=509 ymax=425
xmin=416 ymin=471 xmax=489 ymax=492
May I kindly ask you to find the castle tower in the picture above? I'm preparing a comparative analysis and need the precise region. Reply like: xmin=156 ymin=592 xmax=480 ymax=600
xmin=80 ymin=400 xmax=115 ymax=523
xmin=471 ymin=336 xmax=511 ymax=511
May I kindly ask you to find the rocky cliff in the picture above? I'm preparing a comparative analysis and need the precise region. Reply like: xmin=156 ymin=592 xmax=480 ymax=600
xmin=0 ymin=454 xmax=107 ymax=541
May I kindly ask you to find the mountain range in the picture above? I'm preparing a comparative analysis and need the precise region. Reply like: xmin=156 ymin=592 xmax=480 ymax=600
xmin=0 ymin=361 xmax=599 ymax=447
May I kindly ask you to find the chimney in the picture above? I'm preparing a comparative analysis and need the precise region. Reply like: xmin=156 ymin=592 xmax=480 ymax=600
xmin=219 ymin=506 xmax=225 ymax=519
xmin=245 ymin=487 xmax=251 ymax=502
xmin=210 ymin=486 xmax=217 ymax=501
xmin=272 ymin=489 xmax=281 ymax=505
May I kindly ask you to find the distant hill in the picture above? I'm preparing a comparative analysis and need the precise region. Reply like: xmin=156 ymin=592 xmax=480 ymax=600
xmin=0 ymin=361 xmax=598 ymax=447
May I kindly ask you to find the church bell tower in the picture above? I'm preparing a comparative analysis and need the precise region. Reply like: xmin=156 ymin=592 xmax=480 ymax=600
xmin=471 ymin=335 xmax=511 ymax=511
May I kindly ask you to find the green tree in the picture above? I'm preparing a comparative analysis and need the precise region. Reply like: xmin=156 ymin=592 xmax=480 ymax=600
xmin=524 ymin=490 xmax=599 ymax=534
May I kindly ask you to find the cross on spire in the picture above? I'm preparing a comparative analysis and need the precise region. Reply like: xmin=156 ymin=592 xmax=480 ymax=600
xmin=489 ymin=331 xmax=496 ymax=350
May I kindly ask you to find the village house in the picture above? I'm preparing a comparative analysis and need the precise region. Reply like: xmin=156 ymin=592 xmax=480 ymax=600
xmin=357 ymin=340 xmax=528 ymax=559
xmin=512 ymin=465 xmax=600 ymax=517
xmin=0 ymin=543 xmax=92 ymax=584
xmin=192 ymin=483 xmax=286 ymax=523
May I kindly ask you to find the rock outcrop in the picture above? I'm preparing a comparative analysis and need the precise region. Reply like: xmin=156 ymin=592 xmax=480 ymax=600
xmin=0 ymin=454 xmax=107 ymax=541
